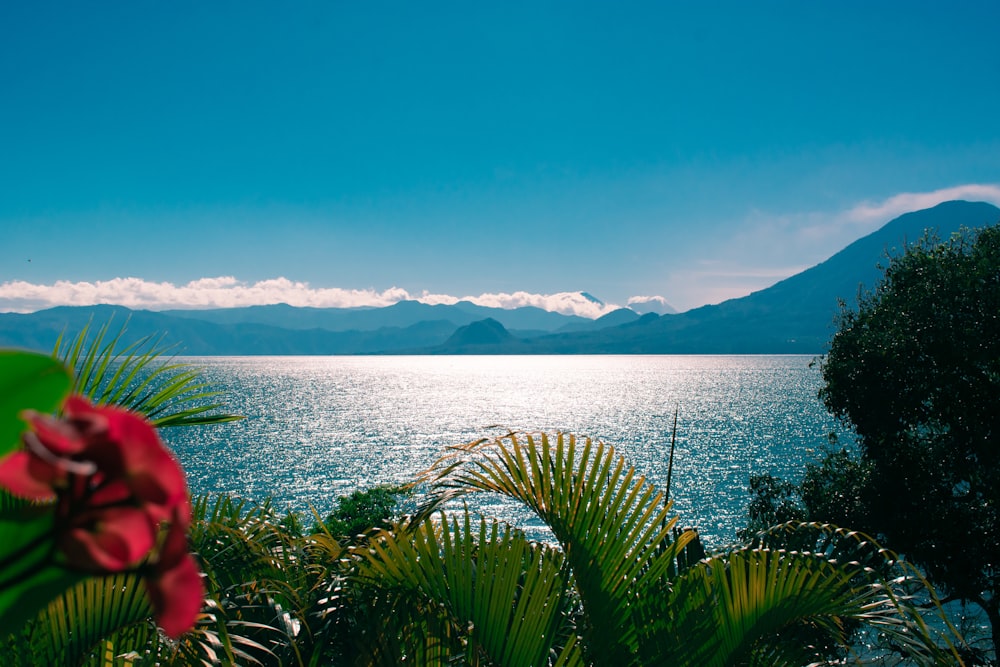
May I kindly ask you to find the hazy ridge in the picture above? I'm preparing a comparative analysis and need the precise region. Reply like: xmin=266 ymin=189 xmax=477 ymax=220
xmin=2 ymin=200 xmax=997 ymax=355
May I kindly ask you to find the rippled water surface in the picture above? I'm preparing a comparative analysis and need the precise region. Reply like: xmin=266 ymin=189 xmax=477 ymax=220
xmin=164 ymin=355 xmax=849 ymax=546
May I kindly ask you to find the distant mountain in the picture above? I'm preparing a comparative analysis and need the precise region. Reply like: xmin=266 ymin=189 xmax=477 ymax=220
xmin=163 ymin=299 xmax=593 ymax=333
xmin=2 ymin=200 xmax=996 ymax=355
xmin=442 ymin=318 xmax=518 ymax=348
xmin=0 ymin=304 xmax=461 ymax=355
xmin=556 ymin=307 xmax=640 ymax=333
xmin=495 ymin=200 xmax=1000 ymax=354
xmin=0 ymin=300 xmax=593 ymax=355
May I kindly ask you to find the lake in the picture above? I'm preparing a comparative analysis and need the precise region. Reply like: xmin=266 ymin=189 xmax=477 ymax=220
xmin=162 ymin=354 xmax=851 ymax=547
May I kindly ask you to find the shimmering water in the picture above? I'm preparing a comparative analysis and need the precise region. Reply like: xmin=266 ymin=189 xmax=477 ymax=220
xmin=163 ymin=355 xmax=850 ymax=546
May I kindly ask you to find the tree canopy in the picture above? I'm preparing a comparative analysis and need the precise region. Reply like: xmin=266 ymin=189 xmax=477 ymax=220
xmin=815 ymin=223 xmax=1000 ymax=659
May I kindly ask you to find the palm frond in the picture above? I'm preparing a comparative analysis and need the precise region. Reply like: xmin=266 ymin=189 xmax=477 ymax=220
xmin=6 ymin=572 xmax=156 ymax=666
xmin=345 ymin=588 xmax=460 ymax=667
xmin=352 ymin=509 xmax=581 ymax=667
xmin=53 ymin=317 xmax=241 ymax=427
xmin=416 ymin=431 xmax=696 ymax=665
xmin=638 ymin=522 xmax=966 ymax=667
xmin=184 ymin=494 xmax=363 ymax=666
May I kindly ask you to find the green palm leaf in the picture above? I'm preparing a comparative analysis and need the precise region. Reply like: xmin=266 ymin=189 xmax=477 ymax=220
xmin=658 ymin=548 xmax=867 ymax=666
xmin=353 ymin=509 xmax=582 ymax=667
xmin=416 ymin=431 xmax=696 ymax=666
xmin=638 ymin=522 xmax=966 ymax=666
xmin=185 ymin=494 xmax=319 ymax=666
xmin=182 ymin=494 xmax=373 ymax=666
xmin=345 ymin=589 xmax=460 ymax=667
xmin=6 ymin=572 xmax=156 ymax=667
xmin=54 ymin=317 xmax=241 ymax=427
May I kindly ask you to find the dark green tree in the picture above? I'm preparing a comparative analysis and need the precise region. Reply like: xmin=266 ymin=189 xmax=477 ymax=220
xmin=738 ymin=473 xmax=806 ymax=541
xmin=317 ymin=483 xmax=412 ymax=540
xmin=797 ymin=447 xmax=873 ymax=533
xmin=817 ymin=223 xmax=1000 ymax=659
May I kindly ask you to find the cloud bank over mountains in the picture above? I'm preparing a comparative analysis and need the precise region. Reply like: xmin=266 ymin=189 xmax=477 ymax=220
xmin=3 ymin=186 xmax=997 ymax=318
xmin=626 ymin=295 xmax=678 ymax=315
xmin=0 ymin=276 xmax=633 ymax=319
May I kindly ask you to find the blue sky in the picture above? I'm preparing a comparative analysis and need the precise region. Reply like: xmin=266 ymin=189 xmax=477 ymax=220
xmin=2 ymin=1 xmax=999 ymax=316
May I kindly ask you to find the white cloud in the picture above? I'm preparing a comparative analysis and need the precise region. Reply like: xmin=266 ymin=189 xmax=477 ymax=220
xmin=0 ymin=277 xmax=415 ymax=313
xmin=444 ymin=291 xmax=620 ymax=318
xmin=0 ymin=277 xmax=627 ymax=318
xmin=705 ymin=183 xmax=1000 ymax=307
xmin=626 ymin=295 xmax=677 ymax=315
xmin=737 ymin=184 xmax=1000 ymax=257
xmin=5 ymin=184 xmax=997 ymax=317
xmin=845 ymin=184 xmax=1000 ymax=225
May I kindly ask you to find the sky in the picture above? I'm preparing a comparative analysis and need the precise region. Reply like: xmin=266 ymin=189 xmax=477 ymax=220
xmin=2 ymin=1 xmax=999 ymax=317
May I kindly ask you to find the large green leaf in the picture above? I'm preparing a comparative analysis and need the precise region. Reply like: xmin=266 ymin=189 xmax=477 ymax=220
xmin=6 ymin=572 xmax=156 ymax=666
xmin=0 ymin=510 xmax=86 ymax=638
xmin=353 ymin=510 xmax=581 ymax=667
xmin=0 ymin=350 xmax=71 ymax=457
xmin=636 ymin=522 xmax=966 ymax=667
xmin=413 ymin=433 xmax=966 ymax=666
xmin=416 ymin=432 xmax=696 ymax=666
xmin=648 ymin=548 xmax=863 ymax=666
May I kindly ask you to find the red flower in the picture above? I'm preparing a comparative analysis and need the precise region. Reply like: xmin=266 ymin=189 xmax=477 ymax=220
xmin=0 ymin=449 xmax=73 ymax=500
xmin=145 ymin=505 xmax=204 ymax=639
xmin=59 ymin=505 xmax=157 ymax=572
xmin=0 ymin=396 xmax=203 ymax=638
xmin=81 ymin=398 xmax=188 ymax=518
xmin=0 ymin=398 xmax=102 ymax=499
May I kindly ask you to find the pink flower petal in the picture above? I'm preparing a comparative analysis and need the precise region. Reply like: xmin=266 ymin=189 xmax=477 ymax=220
xmin=146 ymin=552 xmax=204 ymax=638
xmin=22 ymin=409 xmax=88 ymax=456
xmin=87 ymin=477 xmax=134 ymax=507
xmin=0 ymin=450 xmax=60 ymax=500
xmin=60 ymin=506 xmax=157 ymax=571
xmin=158 ymin=514 xmax=191 ymax=568
xmin=93 ymin=405 xmax=189 ymax=511
xmin=5 ymin=394 xmax=202 ymax=640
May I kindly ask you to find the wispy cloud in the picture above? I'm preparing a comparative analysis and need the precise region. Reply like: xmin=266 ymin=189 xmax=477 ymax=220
xmin=845 ymin=184 xmax=1000 ymax=225
xmin=4 ymin=185 xmax=996 ymax=316
xmin=740 ymin=184 xmax=1000 ymax=254
xmin=667 ymin=183 xmax=1000 ymax=310
xmin=0 ymin=277 xmax=631 ymax=318
xmin=786 ymin=184 xmax=1000 ymax=248
xmin=662 ymin=263 xmax=813 ymax=310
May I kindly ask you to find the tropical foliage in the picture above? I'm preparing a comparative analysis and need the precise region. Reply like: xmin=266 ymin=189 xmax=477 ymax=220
xmin=402 ymin=432 xmax=965 ymax=666
xmin=0 ymin=322 xmax=974 ymax=665
xmin=745 ymin=223 xmax=1000 ymax=664
xmin=315 ymin=484 xmax=412 ymax=540
xmin=0 ymin=325 xmax=240 ymax=665
xmin=818 ymin=224 xmax=1000 ymax=660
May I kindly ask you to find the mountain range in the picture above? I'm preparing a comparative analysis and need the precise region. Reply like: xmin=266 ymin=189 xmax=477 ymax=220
xmin=1 ymin=200 xmax=997 ymax=355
